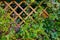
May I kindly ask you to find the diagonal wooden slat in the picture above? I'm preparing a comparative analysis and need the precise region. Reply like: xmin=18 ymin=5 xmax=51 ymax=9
xmin=14 ymin=1 xmax=36 ymax=22
xmin=0 ymin=0 xmax=49 ymax=25
xmin=4 ymin=1 xmax=25 ymax=23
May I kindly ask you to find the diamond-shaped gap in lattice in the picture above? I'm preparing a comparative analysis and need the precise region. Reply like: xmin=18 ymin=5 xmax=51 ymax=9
xmin=15 ymin=7 xmax=22 ymax=14
xmin=15 ymin=17 xmax=22 ymax=24
xmin=41 ymin=2 xmax=47 ymax=9
xmin=35 ymin=0 xmax=42 ymax=3
xmin=30 ymin=3 xmax=38 ymax=9
xmin=16 ymin=0 xmax=22 ymax=3
xmin=20 ymin=2 xmax=27 ymax=9
xmin=5 ymin=0 xmax=11 ymax=3
xmin=10 ymin=2 xmax=17 ymax=9
xmin=20 ymin=12 xmax=27 ymax=19
xmin=25 ymin=7 xmax=32 ymax=14
xmin=0 ymin=1 xmax=6 ymax=9
xmin=10 ymin=12 xmax=17 ymax=18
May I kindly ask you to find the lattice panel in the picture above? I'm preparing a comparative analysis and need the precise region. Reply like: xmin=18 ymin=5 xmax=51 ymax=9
xmin=0 ymin=1 xmax=49 ymax=25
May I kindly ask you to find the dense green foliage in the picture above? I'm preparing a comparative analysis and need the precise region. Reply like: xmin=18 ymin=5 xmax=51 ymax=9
xmin=0 ymin=7 xmax=15 ymax=40
xmin=0 ymin=0 xmax=60 ymax=40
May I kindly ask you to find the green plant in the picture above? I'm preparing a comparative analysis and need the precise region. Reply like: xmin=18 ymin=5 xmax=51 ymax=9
xmin=16 ymin=0 xmax=60 ymax=40
xmin=0 ymin=7 xmax=16 ymax=40
xmin=0 ymin=0 xmax=60 ymax=40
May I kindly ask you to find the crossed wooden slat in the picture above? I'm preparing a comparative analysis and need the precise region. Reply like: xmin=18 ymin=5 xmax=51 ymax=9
xmin=0 ymin=0 xmax=49 ymax=25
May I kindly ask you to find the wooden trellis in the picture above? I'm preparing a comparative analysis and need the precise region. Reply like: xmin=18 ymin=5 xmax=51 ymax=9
xmin=0 ymin=0 xmax=49 ymax=25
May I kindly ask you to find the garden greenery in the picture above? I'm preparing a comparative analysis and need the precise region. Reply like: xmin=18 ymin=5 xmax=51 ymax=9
xmin=0 ymin=7 xmax=16 ymax=40
xmin=0 ymin=0 xmax=60 ymax=40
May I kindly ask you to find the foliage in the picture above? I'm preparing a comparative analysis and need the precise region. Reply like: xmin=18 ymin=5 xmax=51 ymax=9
xmin=0 ymin=7 xmax=16 ymax=40
xmin=0 ymin=0 xmax=60 ymax=40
